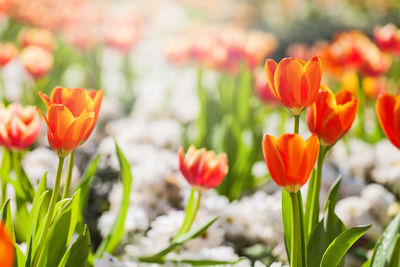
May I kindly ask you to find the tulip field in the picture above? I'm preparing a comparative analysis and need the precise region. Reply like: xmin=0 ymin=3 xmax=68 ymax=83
xmin=1 ymin=0 xmax=400 ymax=267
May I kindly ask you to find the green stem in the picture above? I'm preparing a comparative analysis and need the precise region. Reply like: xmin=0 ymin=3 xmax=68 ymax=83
xmin=32 ymin=157 xmax=65 ymax=267
xmin=0 ymin=149 xmax=9 ymax=205
xmin=306 ymin=145 xmax=327 ymax=237
xmin=62 ymin=150 xmax=75 ymax=199
xmin=294 ymin=115 xmax=300 ymax=134
xmin=290 ymin=191 xmax=306 ymax=267
xmin=173 ymin=188 xmax=202 ymax=240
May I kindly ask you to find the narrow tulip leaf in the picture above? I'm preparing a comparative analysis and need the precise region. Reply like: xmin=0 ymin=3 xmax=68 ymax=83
xmin=305 ymin=170 xmax=317 ymax=238
xmin=323 ymin=176 xmax=342 ymax=213
xmin=370 ymin=211 xmax=400 ymax=267
xmin=37 ymin=201 xmax=73 ymax=267
xmin=59 ymin=225 xmax=91 ymax=267
xmin=25 ymin=235 xmax=33 ymax=267
xmin=73 ymin=155 xmax=100 ymax=227
xmin=11 ymin=152 xmax=34 ymax=201
xmin=15 ymin=197 xmax=30 ymax=241
xmin=67 ymin=190 xmax=81 ymax=244
xmin=320 ymin=224 xmax=371 ymax=267
xmin=388 ymin=235 xmax=400 ymax=267
xmin=95 ymin=142 xmax=133 ymax=257
xmin=31 ymin=190 xmax=50 ymax=251
xmin=281 ymin=189 xmax=292 ymax=262
xmin=15 ymin=243 xmax=26 ymax=267
xmin=307 ymin=200 xmax=346 ymax=267
xmin=173 ymin=258 xmax=245 ymax=265
xmin=0 ymin=200 xmax=15 ymax=243
xmin=139 ymin=216 xmax=219 ymax=262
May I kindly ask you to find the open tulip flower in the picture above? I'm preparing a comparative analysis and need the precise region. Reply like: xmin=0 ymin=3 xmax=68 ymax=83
xmin=178 ymin=145 xmax=228 ymax=191
xmin=264 ymin=56 xmax=322 ymax=115
xmin=0 ymin=103 xmax=41 ymax=151
xmin=37 ymin=87 xmax=103 ymax=158
xmin=262 ymin=133 xmax=319 ymax=193
xmin=376 ymin=93 xmax=400 ymax=149
xmin=307 ymin=86 xmax=358 ymax=147
xmin=0 ymin=222 xmax=13 ymax=267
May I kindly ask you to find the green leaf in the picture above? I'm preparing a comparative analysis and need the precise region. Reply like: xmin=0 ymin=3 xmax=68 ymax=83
xmin=169 ymin=257 xmax=244 ymax=265
xmin=0 ymin=200 xmax=14 ymax=243
xmin=389 ymin=235 xmax=400 ymax=267
xmin=73 ymin=155 xmax=100 ymax=226
xmin=323 ymin=176 xmax=342 ymax=213
xmin=15 ymin=197 xmax=30 ymax=241
xmin=307 ymin=200 xmax=346 ymax=267
xmin=139 ymin=216 xmax=219 ymax=263
xmin=31 ymin=190 xmax=50 ymax=250
xmin=370 ymin=211 xmax=400 ymax=267
xmin=320 ymin=225 xmax=371 ymax=267
xmin=67 ymin=190 xmax=81 ymax=244
xmin=59 ymin=225 xmax=91 ymax=267
xmin=95 ymin=142 xmax=133 ymax=257
xmin=281 ymin=189 xmax=292 ymax=262
xmin=37 ymin=200 xmax=73 ymax=267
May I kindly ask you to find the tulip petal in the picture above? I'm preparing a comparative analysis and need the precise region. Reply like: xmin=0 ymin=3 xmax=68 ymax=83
xmin=263 ymin=134 xmax=287 ymax=187
xmin=265 ymin=59 xmax=278 ymax=95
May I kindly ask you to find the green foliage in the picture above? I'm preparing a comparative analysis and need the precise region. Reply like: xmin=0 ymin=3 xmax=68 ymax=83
xmin=368 ymin=211 xmax=400 ymax=267
xmin=320 ymin=225 xmax=371 ymax=267
xmin=194 ymin=67 xmax=265 ymax=200
xmin=95 ymin=143 xmax=133 ymax=258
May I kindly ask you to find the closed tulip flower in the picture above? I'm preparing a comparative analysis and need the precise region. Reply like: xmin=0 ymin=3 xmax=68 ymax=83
xmin=20 ymin=46 xmax=53 ymax=79
xmin=178 ymin=146 xmax=228 ymax=191
xmin=376 ymin=93 xmax=400 ymax=149
xmin=0 ymin=103 xmax=41 ymax=151
xmin=37 ymin=87 xmax=103 ymax=158
xmin=0 ymin=43 xmax=17 ymax=67
xmin=307 ymin=86 xmax=358 ymax=146
xmin=264 ymin=56 xmax=322 ymax=115
xmin=0 ymin=222 xmax=13 ymax=267
xmin=262 ymin=133 xmax=319 ymax=193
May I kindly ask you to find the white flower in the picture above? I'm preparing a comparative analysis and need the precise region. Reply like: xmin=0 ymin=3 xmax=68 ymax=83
xmin=361 ymin=183 xmax=395 ymax=225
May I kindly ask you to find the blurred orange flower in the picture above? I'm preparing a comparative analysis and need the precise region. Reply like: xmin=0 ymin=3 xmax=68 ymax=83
xmin=262 ymin=133 xmax=319 ymax=193
xmin=0 ymin=103 xmax=40 ymax=151
xmin=19 ymin=27 xmax=56 ymax=52
xmin=0 ymin=222 xmax=13 ymax=267
xmin=37 ymin=87 xmax=103 ymax=157
xmin=264 ymin=56 xmax=322 ymax=115
xmin=178 ymin=146 xmax=228 ymax=191
xmin=0 ymin=43 xmax=17 ymax=67
xmin=362 ymin=76 xmax=388 ymax=99
xmin=20 ymin=46 xmax=53 ymax=79
xmin=376 ymin=93 xmax=400 ymax=149
xmin=307 ymin=86 xmax=358 ymax=146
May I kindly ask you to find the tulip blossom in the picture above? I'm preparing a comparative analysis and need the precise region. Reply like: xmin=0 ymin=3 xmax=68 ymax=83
xmin=264 ymin=56 xmax=322 ymax=115
xmin=0 ymin=222 xmax=13 ymax=267
xmin=19 ymin=28 xmax=56 ymax=52
xmin=178 ymin=146 xmax=228 ymax=191
xmin=0 ymin=43 xmax=17 ymax=67
xmin=20 ymin=46 xmax=54 ymax=79
xmin=37 ymin=87 xmax=103 ymax=157
xmin=307 ymin=86 xmax=358 ymax=146
xmin=262 ymin=133 xmax=319 ymax=193
xmin=374 ymin=23 xmax=400 ymax=55
xmin=0 ymin=103 xmax=41 ymax=151
xmin=376 ymin=93 xmax=400 ymax=149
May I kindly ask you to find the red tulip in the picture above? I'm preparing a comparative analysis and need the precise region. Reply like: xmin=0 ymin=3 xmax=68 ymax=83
xmin=264 ymin=56 xmax=322 ymax=115
xmin=376 ymin=93 xmax=400 ymax=149
xmin=262 ymin=133 xmax=319 ymax=193
xmin=307 ymin=86 xmax=358 ymax=146
xmin=178 ymin=146 xmax=228 ymax=191
xmin=0 ymin=103 xmax=41 ymax=151
xmin=0 ymin=43 xmax=17 ymax=67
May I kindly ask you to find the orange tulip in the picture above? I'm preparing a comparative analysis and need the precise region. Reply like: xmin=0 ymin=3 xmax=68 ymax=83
xmin=0 ymin=103 xmax=41 ymax=151
xmin=262 ymin=133 xmax=319 ymax=193
xmin=178 ymin=146 xmax=228 ymax=191
xmin=0 ymin=43 xmax=17 ymax=67
xmin=306 ymin=86 xmax=358 ymax=146
xmin=264 ymin=56 xmax=322 ymax=115
xmin=37 ymin=87 xmax=103 ymax=158
xmin=376 ymin=93 xmax=400 ymax=149
xmin=0 ymin=222 xmax=13 ymax=267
